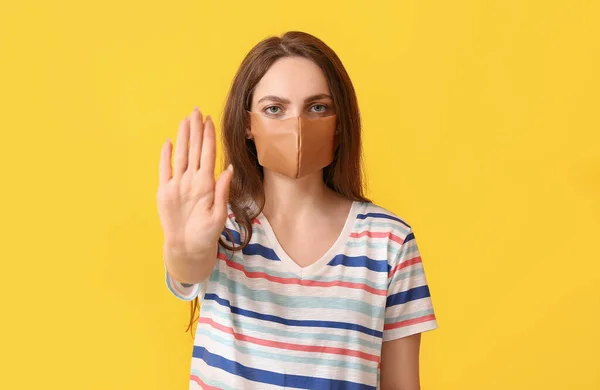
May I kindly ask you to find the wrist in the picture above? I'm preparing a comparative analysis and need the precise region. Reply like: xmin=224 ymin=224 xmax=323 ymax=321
xmin=163 ymin=242 xmax=218 ymax=284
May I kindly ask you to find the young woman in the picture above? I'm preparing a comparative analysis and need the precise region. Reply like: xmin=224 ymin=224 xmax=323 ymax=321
xmin=157 ymin=31 xmax=437 ymax=390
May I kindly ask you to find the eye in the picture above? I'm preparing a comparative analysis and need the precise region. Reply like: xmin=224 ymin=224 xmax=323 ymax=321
xmin=264 ymin=106 xmax=282 ymax=115
xmin=310 ymin=104 xmax=328 ymax=113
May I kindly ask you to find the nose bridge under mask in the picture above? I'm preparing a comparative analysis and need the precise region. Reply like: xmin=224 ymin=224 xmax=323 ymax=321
xmin=248 ymin=111 xmax=337 ymax=179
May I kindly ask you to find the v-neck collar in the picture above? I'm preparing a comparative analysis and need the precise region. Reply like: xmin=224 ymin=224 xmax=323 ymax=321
xmin=255 ymin=201 xmax=361 ymax=278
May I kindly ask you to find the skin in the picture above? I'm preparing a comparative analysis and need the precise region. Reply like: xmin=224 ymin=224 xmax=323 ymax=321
xmin=249 ymin=56 xmax=353 ymax=268
xmin=380 ymin=334 xmax=422 ymax=390
xmin=250 ymin=56 xmax=423 ymax=389
xmin=158 ymin=55 xmax=423 ymax=389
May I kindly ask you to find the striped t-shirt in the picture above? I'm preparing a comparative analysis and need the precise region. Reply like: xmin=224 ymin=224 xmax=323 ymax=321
xmin=166 ymin=201 xmax=438 ymax=390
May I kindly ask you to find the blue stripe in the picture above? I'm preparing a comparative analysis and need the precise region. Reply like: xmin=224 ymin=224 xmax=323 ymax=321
xmin=356 ymin=212 xmax=410 ymax=228
xmin=221 ymin=250 xmax=388 ymax=290
xmin=404 ymin=232 xmax=415 ymax=244
xmin=193 ymin=346 xmax=375 ymax=390
xmin=386 ymin=285 xmax=431 ymax=307
xmin=204 ymin=293 xmax=383 ymax=338
xmin=327 ymin=254 xmax=391 ymax=273
xmin=222 ymin=227 xmax=242 ymax=244
xmin=242 ymin=243 xmax=280 ymax=260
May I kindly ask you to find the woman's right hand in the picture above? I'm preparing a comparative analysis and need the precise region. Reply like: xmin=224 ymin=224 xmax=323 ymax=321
xmin=156 ymin=107 xmax=233 ymax=279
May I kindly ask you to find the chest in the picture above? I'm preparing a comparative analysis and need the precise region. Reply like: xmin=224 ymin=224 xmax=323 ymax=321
xmin=269 ymin=220 xmax=340 ymax=268
xmin=204 ymin=251 xmax=388 ymax=385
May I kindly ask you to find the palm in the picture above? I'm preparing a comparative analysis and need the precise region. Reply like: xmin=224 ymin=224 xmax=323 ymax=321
xmin=156 ymin=108 xmax=233 ymax=256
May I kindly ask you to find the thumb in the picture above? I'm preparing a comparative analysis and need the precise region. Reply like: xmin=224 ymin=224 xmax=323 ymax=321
xmin=213 ymin=164 xmax=234 ymax=218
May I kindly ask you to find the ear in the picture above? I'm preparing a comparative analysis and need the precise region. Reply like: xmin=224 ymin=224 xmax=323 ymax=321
xmin=333 ymin=130 xmax=341 ymax=151
xmin=245 ymin=110 xmax=254 ymax=140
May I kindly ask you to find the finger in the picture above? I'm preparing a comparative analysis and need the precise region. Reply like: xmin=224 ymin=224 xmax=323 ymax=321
xmin=159 ymin=138 xmax=173 ymax=186
xmin=173 ymin=117 xmax=190 ymax=176
xmin=213 ymin=164 xmax=233 ymax=216
xmin=199 ymin=115 xmax=216 ymax=176
xmin=188 ymin=107 xmax=203 ymax=171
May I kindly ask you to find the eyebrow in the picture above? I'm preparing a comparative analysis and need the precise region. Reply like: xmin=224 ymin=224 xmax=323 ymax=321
xmin=257 ymin=93 xmax=333 ymax=105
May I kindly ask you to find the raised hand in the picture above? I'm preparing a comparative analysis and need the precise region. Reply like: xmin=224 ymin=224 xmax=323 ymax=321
xmin=157 ymin=107 xmax=233 ymax=281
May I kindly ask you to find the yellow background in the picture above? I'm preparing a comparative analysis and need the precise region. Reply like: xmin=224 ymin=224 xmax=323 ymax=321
xmin=1 ymin=0 xmax=598 ymax=389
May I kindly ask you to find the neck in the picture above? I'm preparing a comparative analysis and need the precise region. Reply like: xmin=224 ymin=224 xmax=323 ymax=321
xmin=261 ymin=169 xmax=334 ymax=218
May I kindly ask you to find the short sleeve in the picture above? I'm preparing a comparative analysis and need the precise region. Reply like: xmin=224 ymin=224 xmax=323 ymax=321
xmin=383 ymin=229 xmax=438 ymax=341
xmin=165 ymin=267 xmax=203 ymax=301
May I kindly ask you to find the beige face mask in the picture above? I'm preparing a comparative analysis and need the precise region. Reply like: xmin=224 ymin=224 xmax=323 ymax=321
xmin=248 ymin=112 xmax=338 ymax=179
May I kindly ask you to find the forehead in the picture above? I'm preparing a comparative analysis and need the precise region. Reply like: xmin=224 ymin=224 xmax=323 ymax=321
xmin=252 ymin=56 xmax=330 ymax=103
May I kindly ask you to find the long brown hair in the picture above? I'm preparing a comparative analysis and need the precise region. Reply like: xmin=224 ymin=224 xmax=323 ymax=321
xmin=186 ymin=31 xmax=370 ymax=335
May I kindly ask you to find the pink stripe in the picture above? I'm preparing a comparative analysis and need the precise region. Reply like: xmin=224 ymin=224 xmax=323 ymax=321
xmin=199 ymin=317 xmax=380 ymax=363
xmin=384 ymin=314 xmax=436 ymax=331
xmin=350 ymin=231 xmax=403 ymax=244
xmin=388 ymin=256 xmax=422 ymax=278
xmin=218 ymin=253 xmax=386 ymax=296
xmin=190 ymin=375 xmax=220 ymax=390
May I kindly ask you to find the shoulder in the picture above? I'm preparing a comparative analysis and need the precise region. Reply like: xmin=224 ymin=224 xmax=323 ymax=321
xmin=225 ymin=201 xmax=259 ymax=228
xmin=220 ymin=203 xmax=242 ymax=245
xmin=352 ymin=202 xmax=414 ymax=267
xmin=224 ymin=203 xmax=239 ymax=229
xmin=222 ymin=201 xmax=260 ymax=245
xmin=356 ymin=201 xmax=413 ymax=235
xmin=354 ymin=202 xmax=418 ymax=265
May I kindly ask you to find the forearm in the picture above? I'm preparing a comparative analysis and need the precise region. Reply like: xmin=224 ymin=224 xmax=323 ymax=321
xmin=163 ymin=242 xmax=218 ymax=284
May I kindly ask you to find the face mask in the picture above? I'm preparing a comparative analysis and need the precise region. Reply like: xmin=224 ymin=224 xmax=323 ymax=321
xmin=248 ymin=112 xmax=338 ymax=179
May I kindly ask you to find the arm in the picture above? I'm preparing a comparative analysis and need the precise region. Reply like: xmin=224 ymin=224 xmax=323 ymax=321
xmin=157 ymin=108 xmax=234 ymax=300
xmin=163 ymin=243 xmax=218 ymax=301
xmin=379 ymin=333 xmax=422 ymax=390
xmin=163 ymin=242 xmax=219 ymax=284
xmin=381 ymin=226 xmax=438 ymax=389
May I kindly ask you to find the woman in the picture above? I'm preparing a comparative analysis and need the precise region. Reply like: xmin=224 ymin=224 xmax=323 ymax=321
xmin=157 ymin=31 xmax=437 ymax=390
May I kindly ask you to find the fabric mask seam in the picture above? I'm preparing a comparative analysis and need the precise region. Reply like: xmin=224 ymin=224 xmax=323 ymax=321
xmin=296 ymin=116 xmax=302 ymax=179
